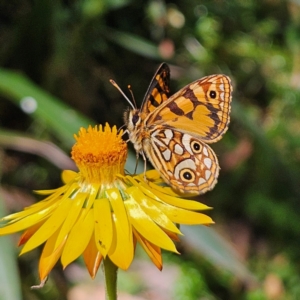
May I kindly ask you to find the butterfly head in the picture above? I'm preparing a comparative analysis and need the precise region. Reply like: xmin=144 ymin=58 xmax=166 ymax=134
xmin=124 ymin=108 xmax=141 ymax=131
xmin=124 ymin=108 xmax=147 ymax=155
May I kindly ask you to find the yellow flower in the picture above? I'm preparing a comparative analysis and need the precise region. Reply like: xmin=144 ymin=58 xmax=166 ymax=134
xmin=0 ymin=123 xmax=213 ymax=284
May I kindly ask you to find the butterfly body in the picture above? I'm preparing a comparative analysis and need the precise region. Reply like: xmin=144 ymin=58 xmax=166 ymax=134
xmin=124 ymin=63 xmax=232 ymax=195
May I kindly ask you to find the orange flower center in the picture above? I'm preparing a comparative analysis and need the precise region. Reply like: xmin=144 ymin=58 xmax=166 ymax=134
xmin=71 ymin=124 xmax=127 ymax=183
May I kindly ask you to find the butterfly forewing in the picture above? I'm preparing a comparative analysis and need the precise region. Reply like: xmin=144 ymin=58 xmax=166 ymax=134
xmin=140 ymin=63 xmax=171 ymax=114
xmin=146 ymin=74 xmax=232 ymax=143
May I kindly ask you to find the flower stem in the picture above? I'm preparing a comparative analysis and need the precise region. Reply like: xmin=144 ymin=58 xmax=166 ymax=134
xmin=103 ymin=257 xmax=118 ymax=300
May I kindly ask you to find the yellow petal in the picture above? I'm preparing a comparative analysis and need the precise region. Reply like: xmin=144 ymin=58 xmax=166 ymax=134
xmin=127 ymin=186 xmax=181 ymax=234
xmin=20 ymin=197 xmax=73 ymax=255
xmin=133 ymin=227 xmax=162 ymax=270
xmin=143 ymin=170 xmax=161 ymax=181
xmin=155 ymin=202 xmax=214 ymax=225
xmin=0 ymin=209 xmax=50 ymax=235
xmin=93 ymin=198 xmax=113 ymax=257
xmin=162 ymin=227 xmax=180 ymax=242
xmin=148 ymin=182 xmax=212 ymax=210
xmin=106 ymin=188 xmax=126 ymax=214
xmin=124 ymin=197 xmax=178 ymax=253
xmin=126 ymin=176 xmax=211 ymax=211
xmin=0 ymin=188 xmax=65 ymax=223
xmin=135 ymin=172 xmax=189 ymax=196
xmin=106 ymin=188 xmax=129 ymax=239
xmin=108 ymin=213 xmax=133 ymax=270
xmin=3 ymin=182 xmax=79 ymax=226
xmin=61 ymin=208 xmax=94 ymax=268
xmin=61 ymin=170 xmax=78 ymax=184
xmin=83 ymin=234 xmax=103 ymax=279
xmin=106 ymin=188 xmax=133 ymax=270
xmin=33 ymin=185 xmax=66 ymax=195
xmin=84 ymin=183 xmax=100 ymax=211
xmin=39 ymin=229 xmax=66 ymax=281
xmin=18 ymin=219 xmax=46 ymax=246
xmin=54 ymin=193 xmax=87 ymax=249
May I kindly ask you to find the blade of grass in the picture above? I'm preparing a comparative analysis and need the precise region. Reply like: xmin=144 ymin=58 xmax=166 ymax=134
xmin=102 ymin=27 xmax=161 ymax=59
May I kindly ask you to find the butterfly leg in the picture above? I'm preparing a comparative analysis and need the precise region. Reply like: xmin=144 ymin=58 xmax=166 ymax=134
xmin=134 ymin=152 xmax=148 ymax=183
xmin=141 ymin=151 xmax=148 ymax=182
xmin=122 ymin=129 xmax=131 ymax=142
xmin=133 ymin=152 xmax=139 ymax=174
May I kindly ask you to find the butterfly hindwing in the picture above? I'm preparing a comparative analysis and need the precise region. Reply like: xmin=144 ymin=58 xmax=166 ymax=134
xmin=145 ymin=127 xmax=220 ymax=194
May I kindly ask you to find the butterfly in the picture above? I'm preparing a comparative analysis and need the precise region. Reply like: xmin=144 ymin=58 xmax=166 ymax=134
xmin=118 ymin=63 xmax=232 ymax=195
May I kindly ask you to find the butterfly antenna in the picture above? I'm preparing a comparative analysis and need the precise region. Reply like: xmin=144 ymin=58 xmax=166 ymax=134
xmin=127 ymin=85 xmax=137 ymax=109
xmin=110 ymin=79 xmax=135 ymax=110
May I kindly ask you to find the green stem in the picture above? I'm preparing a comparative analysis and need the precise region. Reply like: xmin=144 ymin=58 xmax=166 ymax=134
xmin=103 ymin=257 xmax=118 ymax=300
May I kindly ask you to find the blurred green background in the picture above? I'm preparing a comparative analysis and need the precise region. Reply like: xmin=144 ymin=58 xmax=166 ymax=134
xmin=1 ymin=0 xmax=300 ymax=299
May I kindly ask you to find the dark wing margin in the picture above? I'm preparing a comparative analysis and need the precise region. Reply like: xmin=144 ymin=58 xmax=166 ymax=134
xmin=140 ymin=62 xmax=171 ymax=114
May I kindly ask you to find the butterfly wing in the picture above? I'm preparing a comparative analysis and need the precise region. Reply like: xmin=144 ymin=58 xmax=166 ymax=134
xmin=146 ymin=74 xmax=232 ymax=143
xmin=140 ymin=63 xmax=171 ymax=114
xmin=144 ymin=127 xmax=220 ymax=194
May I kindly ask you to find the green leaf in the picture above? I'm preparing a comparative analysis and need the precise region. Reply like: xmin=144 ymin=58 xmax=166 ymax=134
xmin=182 ymin=225 xmax=256 ymax=284
xmin=0 ymin=68 xmax=91 ymax=148
xmin=0 ymin=195 xmax=22 ymax=300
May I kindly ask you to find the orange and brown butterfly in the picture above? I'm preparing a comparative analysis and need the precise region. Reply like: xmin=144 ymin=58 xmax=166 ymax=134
xmin=113 ymin=63 xmax=232 ymax=195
